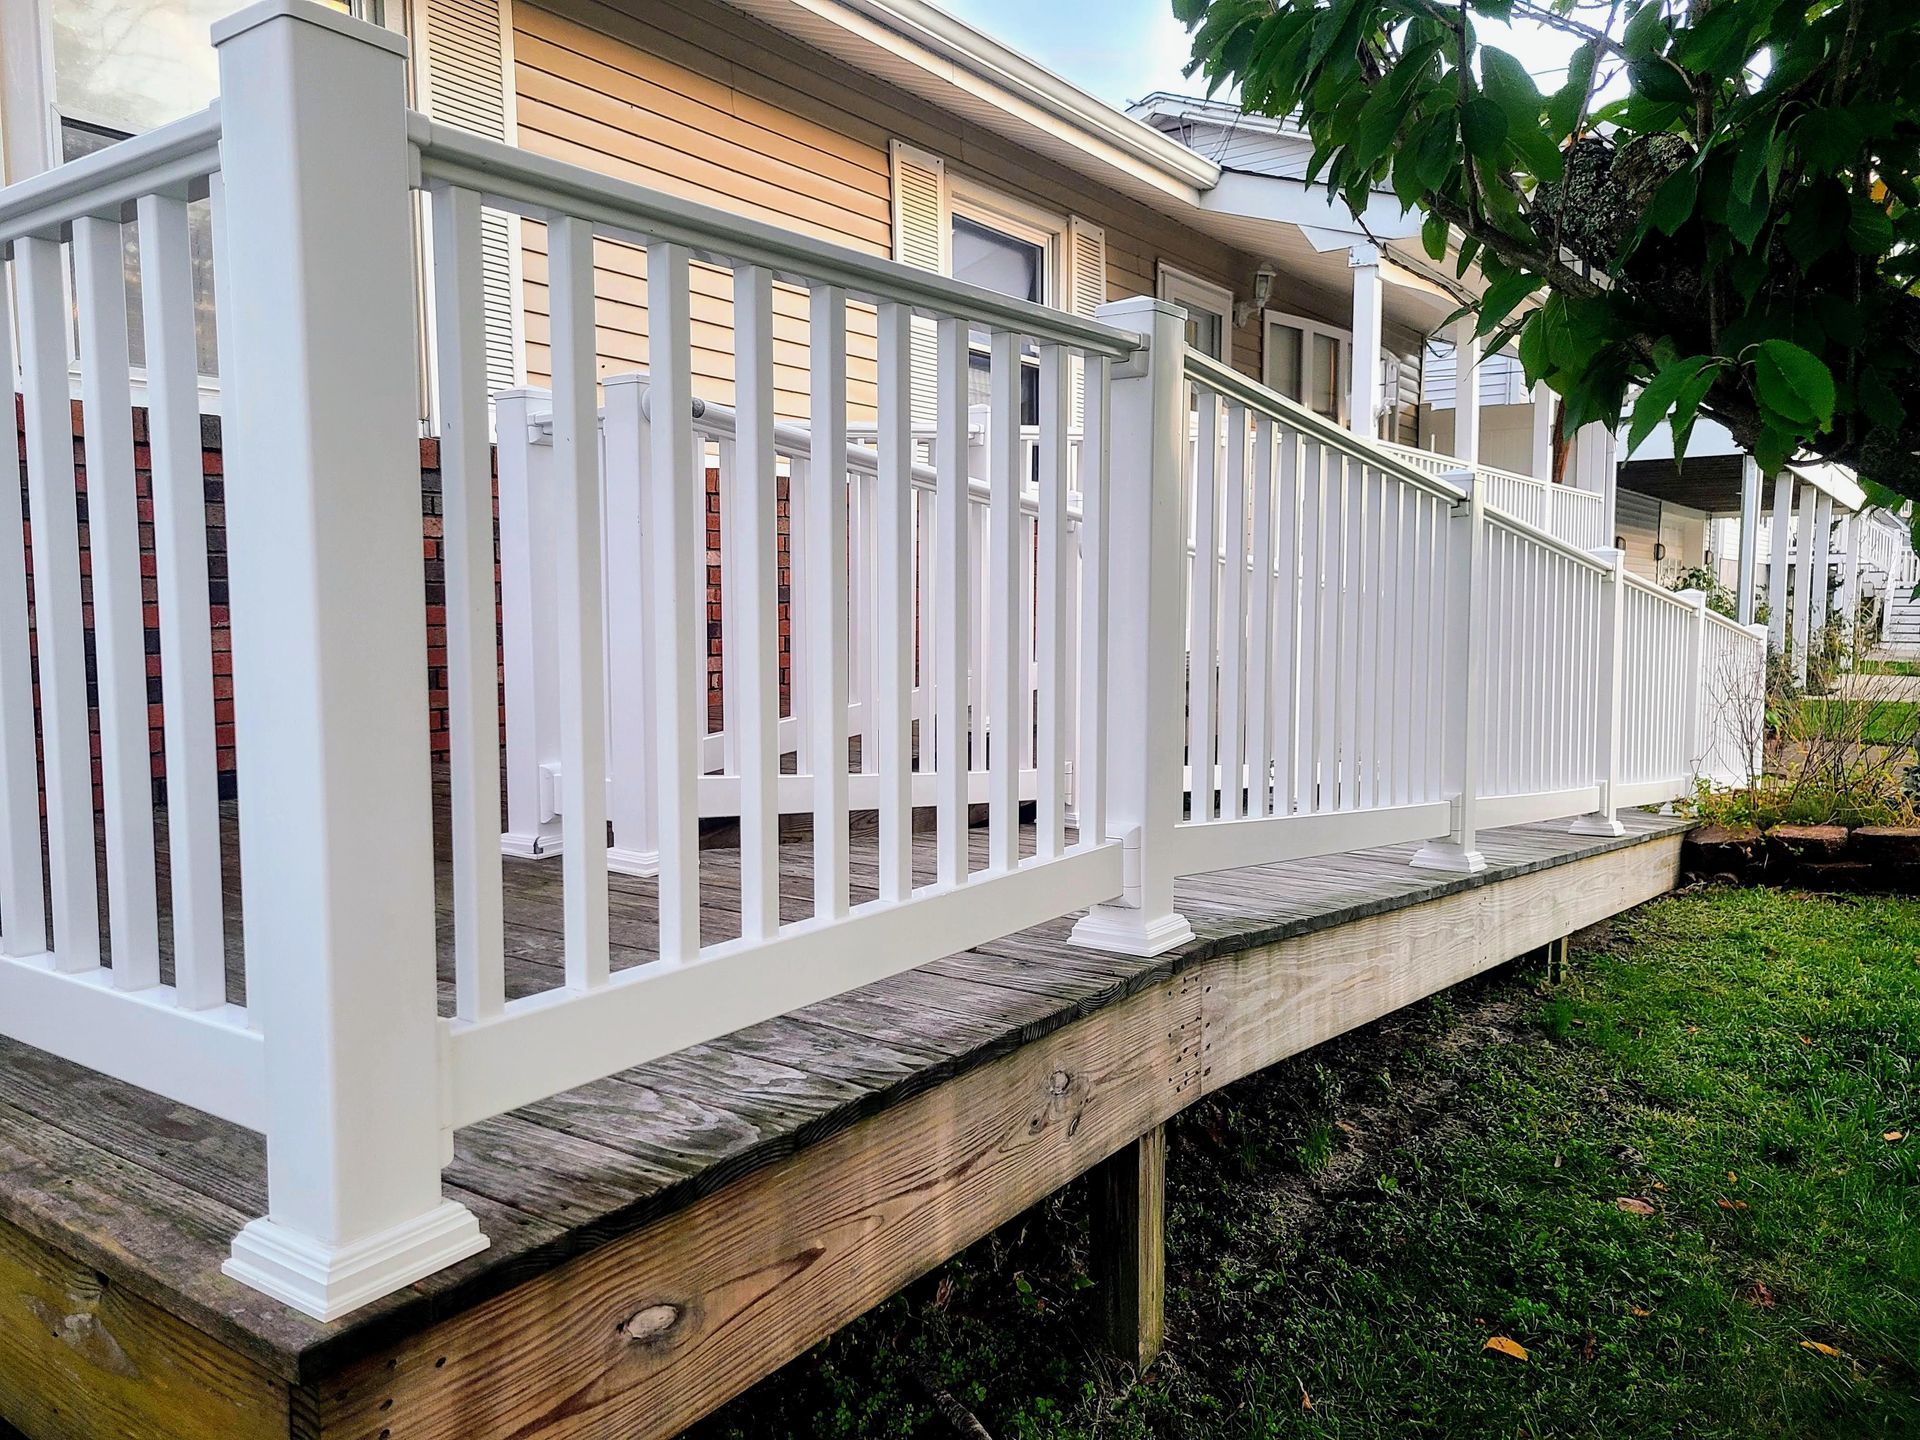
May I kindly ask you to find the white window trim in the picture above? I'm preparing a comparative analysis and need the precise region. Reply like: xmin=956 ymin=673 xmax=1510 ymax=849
xmin=948 ymin=172 xmax=1066 ymax=307
xmin=1262 ymin=308 xmax=1352 ymax=424
xmin=1156 ymin=263 xmax=1233 ymax=360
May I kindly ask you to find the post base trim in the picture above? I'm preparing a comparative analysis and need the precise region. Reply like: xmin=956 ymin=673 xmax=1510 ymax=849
xmin=501 ymin=830 xmax=562 ymax=861
xmin=223 ymin=1199 xmax=488 ymax=1321
xmin=1568 ymin=813 xmax=1626 ymax=837
xmin=1409 ymin=840 xmax=1487 ymax=874
xmin=1069 ymin=906 xmax=1194 ymax=957
xmin=607 ymin=846 xmax=662 ymax=878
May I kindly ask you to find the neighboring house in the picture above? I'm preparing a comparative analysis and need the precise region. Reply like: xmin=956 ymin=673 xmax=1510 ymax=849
xmin=3 ymin=0 xmax=1476 ymax=438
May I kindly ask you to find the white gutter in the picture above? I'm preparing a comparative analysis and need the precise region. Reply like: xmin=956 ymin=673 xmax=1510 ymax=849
xmin=823 ymin=0 xmax=1221 ymax=191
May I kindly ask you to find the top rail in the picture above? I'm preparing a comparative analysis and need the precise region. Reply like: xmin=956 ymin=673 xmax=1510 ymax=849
xmin=1484 ymin=504 xmax=1615 ymax=574
xmin=0 ymin=105 xmax=223 ymax=247
xmin=1623 ymin=567 xmax=1702 ymax=610
xmin=1182 ymin=350 xmax=1465 ymax=504
xmin=1378 ymin=440 xmax=1539 ymax=495
xmin=408 ymin=113 xmax=1143 ymax=361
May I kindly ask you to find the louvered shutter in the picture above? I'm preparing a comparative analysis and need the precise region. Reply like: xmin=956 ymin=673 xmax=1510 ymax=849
xmin=1065 ymin=216 xmax=1106 ymax=428
xmin=890 ymin=141 xmax=949 ymax=429
xmin=421 ymin=0 xmax=522 ymax=397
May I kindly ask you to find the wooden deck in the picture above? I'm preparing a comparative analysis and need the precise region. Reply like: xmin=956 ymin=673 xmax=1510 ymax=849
xmin=0 ymin=806 xmax=1689 ymax=1440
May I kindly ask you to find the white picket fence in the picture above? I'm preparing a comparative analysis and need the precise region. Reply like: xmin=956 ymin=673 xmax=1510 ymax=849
xmin=0 ymin=0 xmax=1766 ymax=1325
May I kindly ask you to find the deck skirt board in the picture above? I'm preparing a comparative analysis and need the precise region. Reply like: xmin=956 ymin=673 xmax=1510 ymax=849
xmin=0 ymin=808 xmax=1686 ymax=1434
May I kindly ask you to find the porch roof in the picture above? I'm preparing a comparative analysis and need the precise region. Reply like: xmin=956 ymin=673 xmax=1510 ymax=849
xmin=714 ymin=2 xmax=1476 ymax=341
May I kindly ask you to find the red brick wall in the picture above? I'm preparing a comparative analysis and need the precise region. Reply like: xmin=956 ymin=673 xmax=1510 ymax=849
xmin=14 ymin=398 xmax=459 ymax=804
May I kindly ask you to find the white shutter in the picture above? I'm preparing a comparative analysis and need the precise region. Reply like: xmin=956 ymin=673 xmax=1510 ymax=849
xmin=421 ymin=0 xmax=522 ymax=397
xmin=890 ymin=141 xmax=949 ymax=429
xmin=1065 ymin=216 xmax=1106 ymax=427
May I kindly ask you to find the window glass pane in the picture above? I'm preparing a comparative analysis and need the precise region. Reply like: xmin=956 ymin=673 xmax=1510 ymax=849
xmin=1267 ymin=323 xmax=1303 ymax=400
xmin=952 ymin=215 xmax=1043 ymax=304
xmin=61 ymin=122 xmax=219 ymax=376
xmin=1310 ymin=332 xmax=1341 ymax=419
xmin=1183 ymin=307 xmax=1224 ymax=361
xmin=954 ymin=213 xmax=1044 ymax=426
xmin=51 ymin=0 xmax=232 ymax=136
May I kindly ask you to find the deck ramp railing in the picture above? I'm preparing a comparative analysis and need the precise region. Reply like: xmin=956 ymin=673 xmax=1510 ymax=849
xmin=1380 ymin=438 xmax=1608 ymax=551
xmin=0 ymin=0 xmax=1769 ymax=1325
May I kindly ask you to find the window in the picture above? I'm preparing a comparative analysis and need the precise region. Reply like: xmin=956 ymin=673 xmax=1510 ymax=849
xmin=1157 ymin=265 xmax=1233 ymax=362
xmin=950 ymin=181 xmax=1062 ymax=426
xmin=1263 ymin=310 xmax=1351 ymax=425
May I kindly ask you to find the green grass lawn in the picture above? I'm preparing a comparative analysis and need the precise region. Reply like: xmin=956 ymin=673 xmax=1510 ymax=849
xmin=691 ymin=889 xmax=1920 ymax=1440
xmin=1860 ymin=659 xmax=1920 ymax=677
xmin=1789 ymin=698 xmax=1920 ymax=749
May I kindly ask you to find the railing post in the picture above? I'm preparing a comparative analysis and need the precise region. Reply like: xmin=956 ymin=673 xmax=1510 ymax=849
xmin=1070 ymin=298 xmax=1194 ymax=956
xmin=1412 ymin=470 xmax=1487 ymax=873
xmin=1677 ymin=588 xmax=1708 ymax=780
xmin=496 ymin=388 xmax=565 ymax=860
xmin=214 ymin=0 xmax=485 ymax=1319
xmin=1746 ymin=621 xmax=1770 ymax=784
xmin=1571 ymin=547 xmax=1629 ymax=837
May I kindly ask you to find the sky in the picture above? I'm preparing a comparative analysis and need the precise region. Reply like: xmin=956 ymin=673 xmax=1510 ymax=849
xmin=939 ymin=0 xmax=1594 ymax=113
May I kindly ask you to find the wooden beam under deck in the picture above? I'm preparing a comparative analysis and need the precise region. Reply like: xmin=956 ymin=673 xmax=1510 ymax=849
xmin=0 ymin=815 xmax=1685 ymax=1440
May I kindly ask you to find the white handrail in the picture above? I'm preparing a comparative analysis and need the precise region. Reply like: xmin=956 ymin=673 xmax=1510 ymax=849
xmin=0 ymin=105 xmax=222 ymax=245
xmin=408 ymin=112 xmax=1143 ymax=361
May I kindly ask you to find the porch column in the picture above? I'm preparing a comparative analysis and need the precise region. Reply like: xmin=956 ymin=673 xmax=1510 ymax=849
xmin=1529 ymin=381 xmax=1553 ymax=480
xmin=1451 ymin=318 xmax=1481 ymax=470
xmin=215 ymin=0 xmax=485 ymax=1319
xmin=1809 ymin=491 xmax=1835 ymax=654
xmin=1735 ymin=454 xmax=1761 ymax=625
xmin=1347 ymin=242 xmax=1384 ymax=440
xmin=1767 ymin=468 xmax=1793 ymax=653
xmin=1791 ymin=483 xmax=1819 ymax=685
xmin=1841 ymin=513 xmax=1863 ymax=644
xmin=1571 ymin=421 xmax=1617 ymax=540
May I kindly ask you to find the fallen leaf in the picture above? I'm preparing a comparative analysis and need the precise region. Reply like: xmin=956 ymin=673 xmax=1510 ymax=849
xmin=1630 ymin=1306 xmax=1652 ymax=1318
xmin=1884 ymin=1131 xmax=1904 ymax=1143
xmin=1579 ymin=1331 xmax=1598 ymax=1362
xmin=1800 ymin=1035 xmax=1812 ymax=1045
xmin=1650 ymin=1180 xmax=1668 ymax=1192
xmin=1687 ymin=1025 xmax=1700 ymax=1035
xmin=1744 ymin=1281 xmax=1776 ymax=1309
xmin=1300 ymin=1386 xmax=1313 ymax=1412
xmin=1801 ymin=1340 xmax=1846 ymax=1359
xmin=1728 ymin=1171 xmax=1739 ymax=1184
xmin=1717 ymin=1197 xmax=1735 ymax=1210
xmin=1484 ymin=1336 xmax=1529 ymax=1361
xmin=1615 ymin=1197 xmax=1657 ymax=1215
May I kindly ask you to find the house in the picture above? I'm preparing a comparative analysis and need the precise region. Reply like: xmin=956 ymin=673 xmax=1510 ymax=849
xmin=0 ymin=4 xmax=1766 ymax=1437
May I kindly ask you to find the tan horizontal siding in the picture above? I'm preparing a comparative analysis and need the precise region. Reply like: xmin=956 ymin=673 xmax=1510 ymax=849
xmin=513 ymin=0 xmax=1267 ymax=414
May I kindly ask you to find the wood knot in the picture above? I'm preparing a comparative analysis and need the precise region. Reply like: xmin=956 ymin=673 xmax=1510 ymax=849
xmin=619 ymin=1302 xmax=683 ymax=1346
xmin=1048 ymin=1069 xmax=1073 ymax=1096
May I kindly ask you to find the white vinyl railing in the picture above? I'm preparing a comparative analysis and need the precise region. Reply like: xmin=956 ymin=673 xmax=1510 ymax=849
xmin=1380 ymin=439 xmax=1608 ymax=552
xmin=0 ymin=0 xmax=1768 ymax=1326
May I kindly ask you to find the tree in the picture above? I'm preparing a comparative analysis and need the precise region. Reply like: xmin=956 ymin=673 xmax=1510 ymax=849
xmin=1176 ymin=0 xmax=1920 ymax=512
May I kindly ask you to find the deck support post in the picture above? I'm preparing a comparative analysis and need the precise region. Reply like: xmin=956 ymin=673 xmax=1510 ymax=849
xmin=1070 ymin=298 xmax=1193 ymax=956
xmin=1544 ymin=934 xmax=1570 ymax=985
xmin=1090 ymin=1124 xmax=1167 ymax=1371
xmin=1412 ymin=471 xmax=1487 ymax=873
xmin=1451 ymin=318 xmax=1480 ymax=471
xmin=214 ymin=0 xmax=485 ymax=1320
xmin=1571 ymin=547 xmax=1628 ymax=838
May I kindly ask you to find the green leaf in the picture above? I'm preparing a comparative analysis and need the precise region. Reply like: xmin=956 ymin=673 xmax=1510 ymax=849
xmin=1859 ymin=366 xmax=1908 ymax=435
xmin=1547 ymin=41 xmax=1599 ymax=139
xmin=1627 ymin=355 xmax=1713 ymax=455
xmin=1752 ymin=340 xmax=1835 ymax=429
xmin=1475 ymin=269 xmax=1540 ymax=339
xmin=1670 ymin=365 xmax=1720 ymax=456
xmin=1480 ymin=48 xmax=1542 ymax=120
xmin=1422 ymin=212 xmax=1449 ymax=262
xmin=1646 ymin=164 xmax=1700 ymax=237
xmin=1622 ymin=1 xmax=1668 ymax=59
xmin=1848 ymin=197 xmax=1895 ymax=255
xmin=1630 ymin=58 xmax=1693 ymax=107
xmin=1462 ymin=97 xmax=1509 ymax=162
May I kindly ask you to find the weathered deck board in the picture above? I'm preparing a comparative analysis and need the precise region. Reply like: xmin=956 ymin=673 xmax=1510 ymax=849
xmin=0 ymin=797 xmax=1686 ymax=1435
